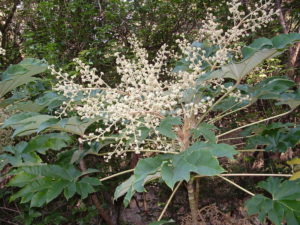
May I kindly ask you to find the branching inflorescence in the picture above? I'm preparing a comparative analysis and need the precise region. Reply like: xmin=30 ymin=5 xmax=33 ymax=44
xmin=51 ymin=0 xmax=277 ymax=160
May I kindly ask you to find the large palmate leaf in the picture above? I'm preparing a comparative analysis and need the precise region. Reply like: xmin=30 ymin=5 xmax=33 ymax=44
xmin=197 ymin=33 xmax=300 ymax=82
xmin=133 ymin=156 xmax=167 ymax=192
xmin=246 ymin=178 xmax=300 ymax=225
xmin=248 ymin=76 xmax=296 ymax=101
xmin=8 ymin=165 xmax=101 ymax=207
xmin=208 ymin=49 xmax=280 ymax=81
xmin=186 ymin=142 xmax=238 ymax=159
xmin=2 ymin=112 xmax=97 ymax=136
xmin=114 ymin=142 xmax=231 ymax=205
xmin=0 ymin=58 xmax=47 ymax=98
xmin=246 ymin=123 xmax=300 ymax=152
xmin=114 ymin=175 xmax=135 ymax=201
xmin=114 ymin=173 xmax=161 ymax=207
xmin=235 ymin=76 xmax=300 ymax=110
xmin=161 ymin=147 xmax=225 ymax=189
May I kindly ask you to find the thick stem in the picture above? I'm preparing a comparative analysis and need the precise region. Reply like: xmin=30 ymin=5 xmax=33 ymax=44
xmin=100 ymin=169 xmax=134 ymax=182
xmin=91 ymin=194 xmax=116 ymax=225
xmin=217 ymin=176 xmax=255 ymax=196
xmin=194 ymin=178 xmax=200 ymax=207
xmin=78 ymin=143 xmax=116 ymax=225
xmin=187 ymin=179 xmax=198 ymax=225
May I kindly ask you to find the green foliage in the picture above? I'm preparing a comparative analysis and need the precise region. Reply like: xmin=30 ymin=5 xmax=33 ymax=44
xmin=197 ymin=33 xmax=300 ymax=82
xmin=248 ymin=76 xmax=296 ymax=100
xmin=16 ymin=209 xmax=42 ymax=225
xmin=2 ymin=112 xmax=53 ymax=136
xmin=25 ymin=133 xmax=72 ymax=154
xmin=134 ymin=156 xmax=167 ymax=192
xmin=191 ymin=123 xmax=217 ymax=143
xmin=1 ymin=8 xmax=300 ymax=223
xmin=115 ymin=142 xmax=237 ymax=205
xmin=244 ymin=123 xmax=300 ymax=152
xmin=0 ymin=142 xmax=42 ymax=170
xmin=246 ymin=178 xmax=300 ymax=225
xmin=161 ymin=149 xmax=224 ymax=189
xmin=0 ymin=58 xmax=47 ymax=99
xmin=2 ymin=112 xmax=97 ymax=136
xmin=111 ymin=33 xmax=300 ymax=223
xmin=277 ymin=87 xmax=300 ymax=110
xmin=186 ymin=142 xmax=237 ymax=159
xmin=238 ymin=76 xmax=300 ymax=110
xmin=8 ymin=165 xmax=101 ymax=207
xmin=5 ymin=91 xmax=66 ymax=113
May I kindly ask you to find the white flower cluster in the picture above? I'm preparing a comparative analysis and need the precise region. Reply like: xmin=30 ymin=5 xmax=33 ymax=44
xmin=52 ymin=36 xmax=201 ymax=159
xmin=230 ymin=90 xmax=250 ymax=103
xmin=52 ymin=0 xmax=275 ymax=159
xmin=217 ymin=84 xmax=251 ymax=103
xmin=196 ymin=0 xmax=277 ymax=66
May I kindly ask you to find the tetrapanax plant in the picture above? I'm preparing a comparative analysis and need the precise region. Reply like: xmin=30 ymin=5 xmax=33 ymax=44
xmin=51 ymin=0 xmax=276 ymax=154
xmin=48 ymin=0 xmax=300 ymax=224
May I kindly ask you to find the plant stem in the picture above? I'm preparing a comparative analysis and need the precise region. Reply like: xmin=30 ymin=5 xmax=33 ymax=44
xmin=194 ymin=173 xmax=292 ymax=179
xmin=217 ymin=134 xmax=255 ymax=142
xmin=100 ymin=169 xmax=135 ymax=182
xmin=217 ymin=175 xmax=255 ymax=196
xmin=157 ymin=181 xmax=183 ymax=221
xmin=217 ymin=109 xmax=293 ymax=138
xmin=194 ymin=178 xmax=200 ymax=206
xmin=93 ymin=149 xmax=178 ymax=156
xmin=187 ymin=179 xmax=199 ymax=225
xmin=238 ymin=149 xmax=265 ymax=152
xmin=233 ymin=142 xmax=245 ymax=146
xmin=221 ymin=173 xmax=292 ymax=177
